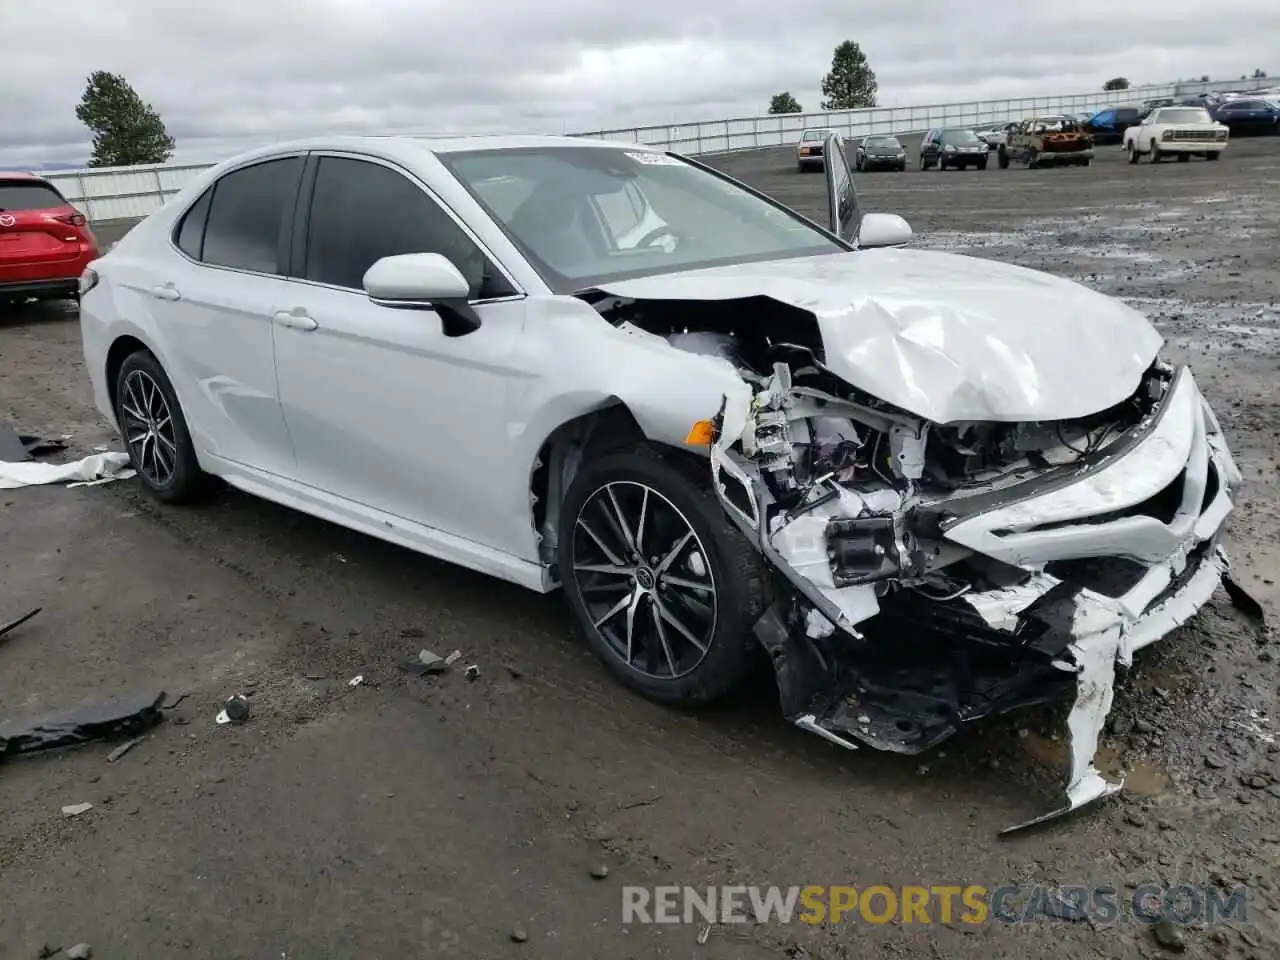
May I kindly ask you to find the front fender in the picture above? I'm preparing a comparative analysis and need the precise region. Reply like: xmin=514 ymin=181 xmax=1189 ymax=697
xmin=511 ymin=297 xmax=753 ymax=459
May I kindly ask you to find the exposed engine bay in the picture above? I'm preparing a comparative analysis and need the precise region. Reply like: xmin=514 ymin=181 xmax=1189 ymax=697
xmin=592 ymin=292 xmax=1245 ymax=833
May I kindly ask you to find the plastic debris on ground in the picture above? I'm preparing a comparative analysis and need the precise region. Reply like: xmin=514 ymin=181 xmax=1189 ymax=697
xmin=0 ymin=450 xmax=134 ymax=490
xmin=61 ymin=803 xmax=94 ymax=817
xmin=0 ymin=691 xmax=167 ymax=762
xmin=214 ymin=694 xmax=251 ymax=726
xmin=398 ymin=648 xmax=462 ymax=677
xmin=106 ymin=735 xmax=148 ymax=763
xmin=0 ymin=424 xmax=71 ymax=462
xmin=0 ymin=607 xmax=41 ymax=642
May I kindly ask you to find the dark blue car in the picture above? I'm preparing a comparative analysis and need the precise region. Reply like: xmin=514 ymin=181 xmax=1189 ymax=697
xmin=1209 ymin=99 xmax=1280 ymax=136
xmin=1082 ymin=106 xmax=1144 ymax=145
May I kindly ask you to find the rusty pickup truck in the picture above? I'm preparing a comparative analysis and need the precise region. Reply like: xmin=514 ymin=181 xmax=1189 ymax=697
xmin=997 ymin=115 xmax=1094 ymax=168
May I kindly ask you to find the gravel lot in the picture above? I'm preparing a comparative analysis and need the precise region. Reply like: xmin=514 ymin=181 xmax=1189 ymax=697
xmin=2 ymin=137 xmax=1278 ymax=960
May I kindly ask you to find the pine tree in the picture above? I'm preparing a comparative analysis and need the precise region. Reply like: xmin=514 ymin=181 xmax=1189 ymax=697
xmin=820 ymin=42 xmax=878 ymax=110
xmin=75 ymin=71 xmax=176 ymax=167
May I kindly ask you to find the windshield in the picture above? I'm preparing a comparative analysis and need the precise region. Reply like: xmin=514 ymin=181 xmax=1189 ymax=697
xmin=864 ymin=136 xmax=902 ymax=149
xmin=800 ymin=130 xmax=832 ymax=141
xmin=1156 ymin=108 xmax=1212 ymax=124
xmin=440 ymin=147 xmax=844 ymax=293
xmin=941 ymin=128 xmax=982 ymax=143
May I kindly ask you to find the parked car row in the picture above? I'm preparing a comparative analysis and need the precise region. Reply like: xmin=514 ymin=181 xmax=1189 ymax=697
xmin=795 ymin=93 xmax=1274 ymax=176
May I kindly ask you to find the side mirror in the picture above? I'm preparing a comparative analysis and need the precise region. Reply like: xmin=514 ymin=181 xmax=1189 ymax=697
xmin=363 ymin=252 xmax=481 ymax=337
xmin=858 ymin=213 xmax=912 ymax=249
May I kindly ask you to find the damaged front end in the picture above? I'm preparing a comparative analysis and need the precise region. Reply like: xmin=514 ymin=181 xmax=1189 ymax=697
xmin=707 ymin=352 xmax=1241 ymax=831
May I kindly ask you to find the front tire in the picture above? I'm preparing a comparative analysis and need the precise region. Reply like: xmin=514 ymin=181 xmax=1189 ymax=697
xmin=1205 ymin=151 xmax=1220 ymax=161
xmin=558 ymin=443 xmax=766 ymax=706
xmin=997 ymin=148 xmax=1010 ymax=169
xmin=1127 ymin=141 xmax=1139 ymax=163
xmin=113 ymin=349 xmax=212 ymax=504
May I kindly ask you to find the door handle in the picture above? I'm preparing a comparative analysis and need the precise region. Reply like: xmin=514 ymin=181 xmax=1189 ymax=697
xmin=150 ymin=283 xmax=181 ymax=301
xmin=273 ymin=309 xmax=318 ymax=331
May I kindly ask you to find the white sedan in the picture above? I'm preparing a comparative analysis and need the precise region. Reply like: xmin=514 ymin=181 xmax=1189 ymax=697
xmin=79 ymin=132 xmax=1242 ymax=831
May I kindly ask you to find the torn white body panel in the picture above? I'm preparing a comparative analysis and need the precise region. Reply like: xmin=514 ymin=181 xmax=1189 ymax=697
xmin=709 ymin=352 xmax=1239 ymax=832
xmin=596 ymin=247 xmax=1164 ymax=424
xmin=964 ymin=573 xmax=1061 ymax=632
xmin=0 ymin=451 xmax=134 ymax=490
xmin=941 ymin=368 xmax=1236 ymax=570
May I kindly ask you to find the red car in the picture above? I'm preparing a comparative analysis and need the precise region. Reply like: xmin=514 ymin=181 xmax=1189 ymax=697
xmin=0 ymin=171 xmax=100 ymax=309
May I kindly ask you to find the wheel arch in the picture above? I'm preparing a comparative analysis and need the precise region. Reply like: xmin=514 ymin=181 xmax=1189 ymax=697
xmin=105 ymin=332 xmax=158 ymax=412
xmin=527 ymin=399 xmax=711 ymax=575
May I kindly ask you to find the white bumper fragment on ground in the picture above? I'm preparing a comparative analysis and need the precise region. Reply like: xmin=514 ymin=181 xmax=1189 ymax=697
xmin=0 ymin=451 xmax=135 ymax=490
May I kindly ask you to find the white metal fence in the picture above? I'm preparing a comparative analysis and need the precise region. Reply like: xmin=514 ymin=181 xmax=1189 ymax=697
xmin=42 ymin=75 xmax=1275 ymax=225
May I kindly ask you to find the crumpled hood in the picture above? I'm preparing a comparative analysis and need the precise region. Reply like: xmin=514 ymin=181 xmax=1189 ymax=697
xmin=596 ymin=248 xmax=1164 ymax=424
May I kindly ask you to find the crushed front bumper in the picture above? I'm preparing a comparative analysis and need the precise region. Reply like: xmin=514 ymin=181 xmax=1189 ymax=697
xmin=712 ymin=364 xmax=1242 ymax=831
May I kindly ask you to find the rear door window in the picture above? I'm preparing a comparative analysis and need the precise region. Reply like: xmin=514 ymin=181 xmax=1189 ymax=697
xmin=0 ymin=180 xmax=68 ymax=212
xmin=174 ymin=188 xmax=213 ymax=260
xmin=201 ymin=157 xmax=302 ymax=274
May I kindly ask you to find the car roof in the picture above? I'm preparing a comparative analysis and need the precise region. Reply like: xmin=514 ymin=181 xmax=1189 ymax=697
xmin=186 ymin=134 xmax=679 ymax=185
xmin=0 ymin=170 xmax=46 ymax=181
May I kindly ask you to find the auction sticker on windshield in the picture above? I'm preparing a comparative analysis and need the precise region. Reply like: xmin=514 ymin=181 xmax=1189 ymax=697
xmin=626 ymin=152 xmax=683 ymax=165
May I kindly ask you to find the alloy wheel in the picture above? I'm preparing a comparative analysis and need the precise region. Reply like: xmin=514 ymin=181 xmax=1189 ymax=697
xmin=119 ymin=369 xmax=178 ymax=487
xmin=571 ymin=481 xmax=718 ymax=680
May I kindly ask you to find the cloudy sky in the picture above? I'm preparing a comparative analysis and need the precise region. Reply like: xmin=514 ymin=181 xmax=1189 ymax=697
xmin=2 ymin=0 xmax=1277 ymax=168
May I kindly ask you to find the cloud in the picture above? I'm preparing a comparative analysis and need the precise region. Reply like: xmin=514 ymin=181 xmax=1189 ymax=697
xmin=1 ymin=0 xmax=1275 ymax=167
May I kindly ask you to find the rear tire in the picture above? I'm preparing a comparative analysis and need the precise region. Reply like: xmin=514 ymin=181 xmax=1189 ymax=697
xmin=1177 ymin=153 xmax=1190 ymax=162
xmin=1127 ymin=142 xmax=1139 ymax=163
xmin=557 ymin=442 xmax=767 ymax=706
xmin=113 ymin=349 xmax=214 ymax=504
xmin=997 ymin=148 xmax=1010 ymax=169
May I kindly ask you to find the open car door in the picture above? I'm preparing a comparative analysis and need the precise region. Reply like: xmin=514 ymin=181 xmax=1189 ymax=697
xmin=823 ymin=131 xmax=913 ymax=250
xmin=823 ymin=132 xmax=860 ymax=245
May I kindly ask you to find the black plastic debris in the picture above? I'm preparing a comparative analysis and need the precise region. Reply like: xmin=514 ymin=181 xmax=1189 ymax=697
xmin=0 ymin=690 xmax=167 ymax=762
xmin=215 ymin=694 xmax=251 ymax=725
xmin=0 ymin=607 xmax=41 ymax=643
xmin=0 ymin=427 xmax=26 ymax=463
xmin=1223 ymin=575 xmax=1266 ymax=626
xmin=0 ymin=425 xmax=68 ymax=463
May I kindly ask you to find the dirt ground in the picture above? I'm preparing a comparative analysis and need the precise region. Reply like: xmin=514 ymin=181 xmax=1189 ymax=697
xmin=1 ymin=137 xmax=1278 ymax=960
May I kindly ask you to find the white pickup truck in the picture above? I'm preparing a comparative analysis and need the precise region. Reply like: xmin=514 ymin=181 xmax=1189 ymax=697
xmin=1123 ymin=106 xmax=1229 ymax=163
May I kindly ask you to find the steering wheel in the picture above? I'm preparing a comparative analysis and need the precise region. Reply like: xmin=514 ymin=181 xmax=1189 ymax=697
xmin=634 ymin=225 xmax=680 ymax=249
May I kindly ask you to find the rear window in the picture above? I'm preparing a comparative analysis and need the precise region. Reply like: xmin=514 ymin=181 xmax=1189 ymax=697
xmin=0 ymin=179 xmax=68 ymax=213
xmin=1155 ymin=108 xmax=1211 ymax=124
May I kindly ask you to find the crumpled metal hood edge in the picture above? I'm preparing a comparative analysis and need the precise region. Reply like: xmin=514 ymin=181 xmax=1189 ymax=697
xmin=596 ymin=248 xmax=1165 ymax=424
